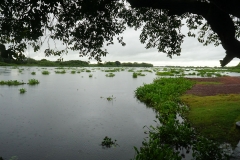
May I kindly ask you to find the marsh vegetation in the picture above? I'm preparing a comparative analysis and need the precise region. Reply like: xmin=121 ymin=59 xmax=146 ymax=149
xmin=0 ymin=66 xmax=240 ymax=160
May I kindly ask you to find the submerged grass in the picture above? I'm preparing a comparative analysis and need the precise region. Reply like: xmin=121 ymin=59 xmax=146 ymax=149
xmin=181 ymin=94 xmax=240 ymax=146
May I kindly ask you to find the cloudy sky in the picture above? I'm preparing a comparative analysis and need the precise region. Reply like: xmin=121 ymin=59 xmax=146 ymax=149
xmin=28 ymin=26 xmax=240 ymax=67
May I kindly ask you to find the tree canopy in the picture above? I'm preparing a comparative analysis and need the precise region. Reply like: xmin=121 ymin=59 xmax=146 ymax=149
xmin=0 ymin=0 xmax=240 ymax=66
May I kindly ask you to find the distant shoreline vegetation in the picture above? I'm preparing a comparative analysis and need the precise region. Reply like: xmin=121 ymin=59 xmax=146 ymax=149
xmin=0 ymin=58 xmax=153 ymax=67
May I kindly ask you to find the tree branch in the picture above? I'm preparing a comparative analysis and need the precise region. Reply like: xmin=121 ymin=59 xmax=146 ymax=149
xmin=127 ymin=0 xmax=240 ymax=66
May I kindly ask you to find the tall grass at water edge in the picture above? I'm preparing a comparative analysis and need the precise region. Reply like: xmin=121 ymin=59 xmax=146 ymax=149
xmin=133 ymin=77 xmax=230 ymax=160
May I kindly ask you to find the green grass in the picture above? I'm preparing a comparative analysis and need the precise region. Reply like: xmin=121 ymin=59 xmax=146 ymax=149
xmin=104 ymin=69 xmax=120 ymax=72
xmin=55 ymin=70 xmax=66 ymax=74
xmin=31 ymin=72 xmax=36 ymax=75
xmin=132 ymin=72 xmax=138 ymax=78
xmin=28 ymin=79 xmax=39 ymax=85
xmin=89 ymin=74 xmax=93 ymax=77
xmin=0 ymin=80 xmax=25 ymax=86
xmin=71 ymin=70 xmax=76 ymax=74
xmin=136 ymin=72 xmax=146 ymax=76
xmin=155 ymin=71 xmax=174 ymax=76
xmin=133 ymin=78 xmax=230 ymax=159
xmin=106 ymin=73 xmax=115 ymax=77
xmin=42 ymin=70 xmax=50 ymax=75
xmin=181 ymin=94 xmax=240 ymax=146
xmin=19 ymin=88 xmax=26 ymax=94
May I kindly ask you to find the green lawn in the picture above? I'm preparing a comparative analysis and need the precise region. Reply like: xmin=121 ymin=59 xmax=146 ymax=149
xmin=181 ymin=94 xmax=240 ymax=146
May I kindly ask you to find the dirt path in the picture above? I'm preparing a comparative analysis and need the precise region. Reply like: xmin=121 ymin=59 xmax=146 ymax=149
xmin=185 ymin=76 xmax=240 ymax=96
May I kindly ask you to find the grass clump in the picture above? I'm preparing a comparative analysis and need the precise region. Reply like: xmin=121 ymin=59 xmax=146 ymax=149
xmin=106 ymin=95 xmax=115 ymax=101
xmin=19 ymin=88 xmax=26 ymax=94
xmin=28 ymin=79 xmax=39 ymax=85
xmin=101 ymin=136 xmax=118 ymax=148
xmin=181 ymin=94 xmax=240 ymax=146
xmin=106 ymin=73 xmax=115 ymax=77
xmin=89 ymin=74 xmax=93 ymax=77
xmin=155 ymin=71 xmax=174 ymax=76
xmin=55 ymin=70 xmax=66 ymax=74
xmin=0 ymin=80 xmax=25 ymax=86
xmin=42 ymin=70 xmax=50 ymax=75
xmin=104 ymin=69 xmax=120 ymax=72
xmin=31 ymin=72 xmax=36 ymax=75
xmin=133 ymin=77 xmax=230 ymax=159
xmin=101 ymin=95 xmax=116 ymax=101
xmin=132 ymin=72 xmax=138 ymax=78
xmin=136 ymin=72 xmax=146 ymax=76
xmin=71 ymin=70 xmax=76 ymax=74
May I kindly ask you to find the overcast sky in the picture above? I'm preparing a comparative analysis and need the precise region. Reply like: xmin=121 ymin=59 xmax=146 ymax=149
xmin=28 ymin=26 xmax=240 ymax=67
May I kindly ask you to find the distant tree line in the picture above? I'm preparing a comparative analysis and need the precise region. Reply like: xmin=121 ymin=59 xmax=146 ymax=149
xmin=0 ymin=57 xmax=153 ymax=67
xmin=98 ymin=61 xmax=153 ymax=67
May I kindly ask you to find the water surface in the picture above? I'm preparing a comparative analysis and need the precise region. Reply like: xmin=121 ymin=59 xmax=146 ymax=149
xmin=0 ymin=67 xmax=157 ymax=160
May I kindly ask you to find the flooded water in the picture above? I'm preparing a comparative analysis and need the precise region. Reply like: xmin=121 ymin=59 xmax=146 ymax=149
xmin=0 ymin=67 xmax=158 ymax=160
xmin=1 ymin=66 xmax=240 ymax=160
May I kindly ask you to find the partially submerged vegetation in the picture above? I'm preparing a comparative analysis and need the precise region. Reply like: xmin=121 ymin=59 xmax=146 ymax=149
xmin=55 ymin=70 xmax=66 ymax=74
xmin=28 ymin=79 xmax=39 ymax=85
xmin=42 ymin=70 xmax=50 ymax=75
xmin=101 ymin=136 xmax=118 ymax=148
xmin=19 ymin=88 xmax=26 ymax=94
xmin=0 ymin=80 xmax=25 ymax=86
xmin=133 ymin=77 xmax=231 ymax=159
xmin=100 ymin=95 xmax=116 ymax=101
xmin=105 ymin=73 xmax=115 ymax=77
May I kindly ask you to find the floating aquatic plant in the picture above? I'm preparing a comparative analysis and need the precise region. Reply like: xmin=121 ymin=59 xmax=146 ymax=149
xmin=19 ymin=88 xmax=26 ymax=94
xmin=42 ymin=70 xmax=50 ymax=75
xmin=28 ymin=79 xmax=39 ymax=85
xmin=101 ymin=136 xmax=118 ymax=148
xmin=55 ymin=70 xmax=66 ymax=74
xmin=106 ymin=73 xmax=115 ymax=77
xmin=0 ymin=80 xmax=25 ymax=86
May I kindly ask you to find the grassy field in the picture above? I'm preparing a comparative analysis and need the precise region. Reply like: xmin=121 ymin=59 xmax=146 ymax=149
xmin=181 ymin=93 xmax=240 ymax=147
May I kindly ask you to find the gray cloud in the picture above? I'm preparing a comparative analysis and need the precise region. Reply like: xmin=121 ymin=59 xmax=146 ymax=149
xmin=28 ymin=26 xmax=239 ymax=67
